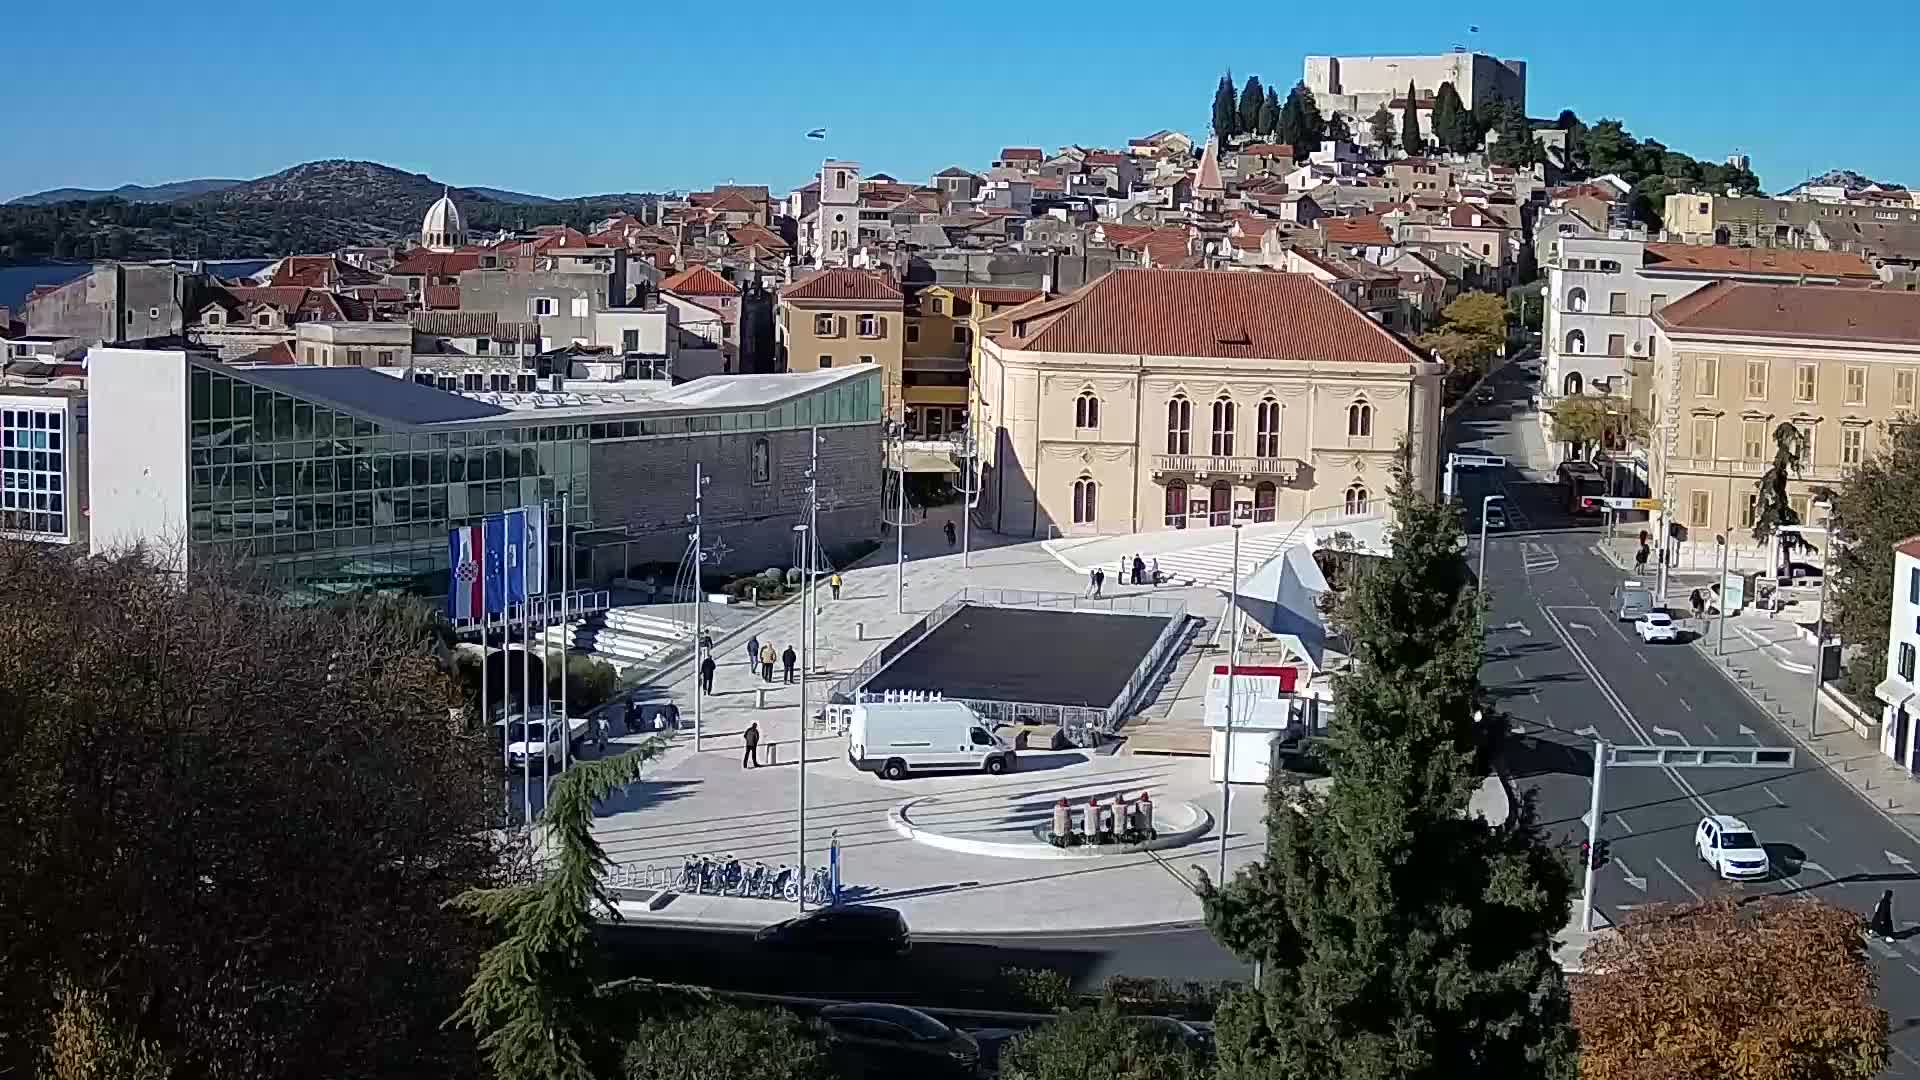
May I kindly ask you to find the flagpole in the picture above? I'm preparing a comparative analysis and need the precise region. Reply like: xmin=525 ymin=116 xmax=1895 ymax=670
xmin=544 ymin=500 xmax=560 ymax=775
xmin=561 ymin=493 xmax=571 ymax=768
xmin=527 ymin=508 xmax=545 ymax=811
xmin=516 ymin=513 xmax=530 ymax=829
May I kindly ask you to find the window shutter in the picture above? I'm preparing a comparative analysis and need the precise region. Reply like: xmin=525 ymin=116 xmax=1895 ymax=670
xmin=837 ymin=316 xmax=847 ymax=337
xmin=876 ymin=317 xmax=887 ymax=339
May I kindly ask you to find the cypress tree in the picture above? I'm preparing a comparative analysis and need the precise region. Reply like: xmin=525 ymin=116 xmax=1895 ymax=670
xmin=1290 ymin=82 xmax=1325 ymax=150
xmin=1259 ymin=86 xmax=1282 ymax=139
xmin=1399 ymin=80 xmax=1423 ymax=155
xmin=1432 ymin=81 xmax=1467 ymax=153
xmin=1277 ymin=93 xmax=1304 ymax=150
xmin=1238 ymin=76 xmax=1266 ymax=140
xmin=1213 ymin=73 xmax=1239 ymax=139
xmin=1368 ymin=105 xmax=1396 ymax=157
xmin=1201 ymin=468 xmax=1578 ymax=1080
xmin=1326 ymin=111 xmax=1352 ymax=146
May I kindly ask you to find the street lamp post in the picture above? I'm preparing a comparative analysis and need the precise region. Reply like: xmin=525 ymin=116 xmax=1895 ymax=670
xmin=1219 ymin=518 xmax=1243 ymax=884
xmin=1479 ymin=494 xmax=1504 ymax=580
xmin=1714 ymin=534 xmax=1728 ymax=655
xmin=793 ymin=428 xmax=822 ymax=908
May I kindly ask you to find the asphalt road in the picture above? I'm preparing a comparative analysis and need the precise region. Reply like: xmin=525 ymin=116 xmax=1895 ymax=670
xmin=1457 ymin=356 xmax=1920 ymax=1077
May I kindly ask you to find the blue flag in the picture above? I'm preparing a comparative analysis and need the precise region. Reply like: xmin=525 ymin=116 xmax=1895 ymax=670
xmin=483 ymin=513 xmax=507 ymax=615
xmin=504 ymin=507 xmax=527 ymax=606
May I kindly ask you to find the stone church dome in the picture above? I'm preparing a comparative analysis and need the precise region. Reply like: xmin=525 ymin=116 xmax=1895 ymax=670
xmin=421 ymin=190 xmax=466 ymax=251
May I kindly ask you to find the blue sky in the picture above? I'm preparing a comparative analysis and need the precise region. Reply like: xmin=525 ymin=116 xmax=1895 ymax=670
xmin=3 ymin=1 xmax=1911 ymax=202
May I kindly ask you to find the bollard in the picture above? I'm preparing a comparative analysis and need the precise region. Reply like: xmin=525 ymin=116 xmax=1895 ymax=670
xmin=765 ymin=741 xmax=777 ymax=765
xmin=1052 ymin=799 xmax=1070 ymax=844
xmin=1114 ymin=793 xmax=1134 ymax=835
xmin=1138 ymin=791 xmax=1155 ymax=836
xmin=856 ymin=620 xmax=865 ymax=641
xmin=756 ymin=687 xmax=768 ymax=709
xmin=1080 ymin=798 xmax=1098 ymax=839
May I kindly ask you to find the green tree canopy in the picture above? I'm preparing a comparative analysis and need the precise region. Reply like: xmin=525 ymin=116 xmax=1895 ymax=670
xmin=1200 ymin=470 xmax=1576 ymax=1080
xmin=1546 ymin=394 xmax=1648 ymax=456
xmin=1826 ymin=419 xmax=1920 ymax=698
xmin=1290 ymin=82 xmax=1325 ymax=149
xmin=1432 ymin=82 xmax=1473 ymax=154
xmin=1325 ymin=110 xmax=1352 ymax=145
xmin=1367 ymin=105 xmax=1396 ymax=156
xmin=621 ymin=1005 xmax=833 ymax=1080
xmin=1213 ymin=73 xmax=1239 ymax=139
xmin=1258 ymin=86 xmax=1282 ymax=139
xmin=996 ymin=1006 xmax=1206 ymax=1080
xmin=1238 ymin=76 xmax=1266 ymax=139
xmin=1399 ymin=81 xmax=1423 ymax=156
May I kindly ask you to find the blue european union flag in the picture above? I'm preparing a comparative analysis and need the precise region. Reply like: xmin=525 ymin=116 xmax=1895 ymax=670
xmin=483 ymin=513 xmax=507 ymax=615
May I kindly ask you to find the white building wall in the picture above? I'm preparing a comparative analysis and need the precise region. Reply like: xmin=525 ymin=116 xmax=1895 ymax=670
xmin=86 ymin=347 xmax=191 ymax=567
xmin=1881 ymin=549 xmax=1920 ymax=768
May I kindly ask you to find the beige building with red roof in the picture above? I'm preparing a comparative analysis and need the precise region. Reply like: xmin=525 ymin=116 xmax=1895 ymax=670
xmin=1649 ymin=282 xmax=1920 ymax=553
xmin=776 ymin=268 xmax=907 ymax=417
xmin=973 ymin=268 xmax=1445 ymax=538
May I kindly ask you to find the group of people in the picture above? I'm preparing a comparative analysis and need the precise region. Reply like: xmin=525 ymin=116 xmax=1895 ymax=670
xmin=1086 ymin=554 xmax=1162 ymax=598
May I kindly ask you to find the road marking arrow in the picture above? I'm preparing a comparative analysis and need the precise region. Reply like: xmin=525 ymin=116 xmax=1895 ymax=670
xmin=1651 ymin=726 xmax=1688 ymax=741
xmin=1888 ymin=851 xmax=1914 ymax=870
xmin=1500 ymin=620 xmax=1533 ymax=637
xmin=1574 ymin=725 xmax=1599 ymax=739
xmin=1738 ymin=724 xmax=1757 ymax=740
xmin=1567 ymin=621 xmax=1596 ymax=636
xmin=1615 ymin=861 xmax=1648 ymax=891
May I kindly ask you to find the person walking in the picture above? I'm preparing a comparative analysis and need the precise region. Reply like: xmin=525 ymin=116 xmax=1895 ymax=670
xmin=745 ymin=634 xmax=760 ymax=669
xmin=830 ymin=572 xmax=842 ymax=600
xmin=760 ymin=642 xmax=777 ymax=683
xmin=782 ymin=645 xmax=798 ymax=684
xmin=594 ymin=715 xmax=609 ymax=754
xmin=1150 ymin=557 xmax=1161 ymax=586
xmin=944 ymin=520 xmax=956 ymax=548
xmin=1092 ymin=568 xmax=1105 ymax=598
xmin=699 ymin=631 xmax=713 ymax=654
xmin=742 ymin=721 xmax=760 ymax=769
xmin=1087 ymin=569 xmax=1099 ymax=598
xmin=699 ymin=653 xmax=716 ymax=695
xmin=1132 ymin=554 xmax=1146 ymax=585
xmin=1871 ymin=888 xmax=1896 ymax=940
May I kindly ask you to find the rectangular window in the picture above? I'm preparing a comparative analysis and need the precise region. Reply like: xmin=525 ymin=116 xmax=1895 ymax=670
xmin=1689 ymin=490 xmax=1711 ymax=529
xmin=906 ymin=324 xmax=919 ymax=343
xmin=622 ymin=329 xmax=639 ymax=353
xmin=818 ymin=355 xmax=833 ymax=369
xmin=1844 ymin=365 xmax=1866 ymax=405
xmin=1607 ymin=334 xmax=1625 ymax=358
xmin=1743 ymin=420 xmax=1765 ymax=460
xmin=1789 ymin=493 xmax=1811 ymax=522
xmin=345 ymin=349 xmax=364 ymax=366
xmin=476 ymin=337 xmax=491 ymax=354
xmin=1795 ymin=363 xmax=1817 ymax=403
xmin=1650 ymin=293 xmax=1669 ymax=312
xmin=858 ymin=355 xmax=874 ymax=365
xmin=1898 ymin=369 xmax=1917 ymax=409
xmin=813 ymin=314 xmax=835 ymax=337
xmin=1741 ymin=493 xmax=1758 ymax=529
xmin=857 ymin=314 xmax=879 ymax=337
xmin=1690 ymin=417 xmax=1716 ymax=459
xmin=1843 ymin=427 xmax=1864 ymax=466
xmin=569 ymin=297 xmax=590 ymax=318
xmin=1745 ymin=360 xmax=1768 ymax=400
xmin=532 ymin=297 xmax=555 ymax=317
xmin=1901 ymin=642 xmax=1917 ymax=682
xmin=1910 ymin=567 xmax=1919 ymax=605
xmin=1695 ymin=358 xmax=1717 ymax=397
xmin=1608 ymin=292 xmax=1626 ymax=315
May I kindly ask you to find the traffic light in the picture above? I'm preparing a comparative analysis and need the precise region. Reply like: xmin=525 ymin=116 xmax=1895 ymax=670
xmin=1580 ymin=839 xmax=1591 ymax=867
xmin=1579 ymin=839 xmax=1613 ymax=869
xmin=1594 ymin=840 xmax=1612 ymax=868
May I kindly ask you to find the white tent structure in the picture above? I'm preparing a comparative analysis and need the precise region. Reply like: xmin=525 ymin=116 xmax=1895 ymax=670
xmin=1226 ymin=543 xmax=1330 ymax=673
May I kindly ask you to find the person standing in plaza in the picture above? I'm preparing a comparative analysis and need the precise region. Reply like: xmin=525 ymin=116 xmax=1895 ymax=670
xmin=944 ymin=520 xmax=956 ymax=548
xmin=782 ymin=645 xmax=797 ymax=684
xmin=1150 ymin=557 xmax=1161 ymax=585
xmin=699 ymin=652 xmax=716 ymax=695
xmin=760 ymin=641 xmax=776 ymax=683
xmin=1087 ymin=569 xmax=1099 ymax=597
xmin=1092 ymin=568 xmax=1105 ymax=598
xmin=699 ymin=631 xmax=713 ymax=654
xmin=1132 ymin=554 xmax=1145 ymax=585
xmin=742 ymin=722 xmax=760 ymax=769
xmin=830 ymin=572 xmax=842 ymax=600
xmin=745 ymin=633 xmax=760 ymax=669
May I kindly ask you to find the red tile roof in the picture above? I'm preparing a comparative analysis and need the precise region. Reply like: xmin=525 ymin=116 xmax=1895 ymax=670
xmin=1240 ymin=143 xmax=1295 ymax=158
xmin=952 ymin=285 xmax=1045 ymax=307
xmin=1084 ymin=152 xmax=1128 ymax=166
xmin=781 ymin=268 xmax=903 ymax=303
xmin=726 ymin=222 xmax=790 ymax=251
xmin=240 ymin=341 xmax=300 ymax=366
xmin=661 ymin=264 xmax=738 ymax=297
xmin=997 ymin=147 xmax=1043 ymax=161
xmin=1654 ymin=281 xmax=1920 ymax=345
xmin=992 ymin=269 xmax=1423 ymax=363
xmin=389 ymin=249 xmax=485 ymax=277
xmin=706 ymin=191 xmax=760 ymax=213
xmin=1326 ymin=215 xmax=1393 ymax=246
xmin=269 ymin=255 xmax=383 ymax=288
xmin=1897 ymin=534 xmax=1920 ymax=560
xmin=1641 ymin=243 xmax=1878 ymax=281
xmin=425 ymin=285 xmax=461 ymax=310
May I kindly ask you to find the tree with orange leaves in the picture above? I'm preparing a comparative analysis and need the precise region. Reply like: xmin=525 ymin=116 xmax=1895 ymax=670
xmin=1573 ymin=897 xmax=1888 ymax=1080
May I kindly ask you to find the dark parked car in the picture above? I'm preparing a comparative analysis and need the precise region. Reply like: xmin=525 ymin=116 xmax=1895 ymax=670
xmin=753 ymin=905 xmax=911 ymax=956
xmin=814 ymin=1003 xmax=979 ymax=1078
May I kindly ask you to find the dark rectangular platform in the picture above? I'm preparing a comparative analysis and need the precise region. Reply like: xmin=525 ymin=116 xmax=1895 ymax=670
xmin=863 ymin=604 xmax=1173 ymax=709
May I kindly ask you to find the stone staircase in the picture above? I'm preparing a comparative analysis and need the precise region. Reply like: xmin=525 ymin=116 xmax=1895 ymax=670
xmin=1118 ymin=616 xmax=1217 ymax=757
xmin=541 ymin=606 xmax=691 ymax=672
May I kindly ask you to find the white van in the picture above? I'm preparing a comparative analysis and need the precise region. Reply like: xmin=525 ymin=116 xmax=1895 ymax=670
xmin=1611 ymin=579 xmax=1655 ymax=621
xmin=847 ymin=701 xmax=1016 ymax=780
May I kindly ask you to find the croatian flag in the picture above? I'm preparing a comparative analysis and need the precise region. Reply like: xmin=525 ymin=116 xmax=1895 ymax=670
xmin=483 ymin=514 xmax=508 ymax=615
xmin=448 ymin=525 xmax=485 ymax=621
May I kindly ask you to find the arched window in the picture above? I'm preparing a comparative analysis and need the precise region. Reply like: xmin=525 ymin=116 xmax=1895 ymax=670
xmin=1347 ymin=399 xmax=1373 ymax=437
xmin=1566 ymin=287 xmax=1587 ymax=312
xmin=1075 ymin=391 xmax=1100 ymax=430
xmin=1563 ymin=371 xmax=1583 ymax=397
xmin=1254 ymin=481 xmax=1277 ymax=522
xmin=1164 ymin=480 xmax=1188 ymax=528
xmin=1210 ymin=396 xmax=1236 ymax=456
xmin=1165 ymin=395 xmax=1191 ymax=454
xmin=1566 ymin=329 xmax=1586 ymax=354
xmin=1073 ymin=476 xmax=1097 ymax=525
xmin=1255 ymin=398 xmax=1281 ymax=457
xmin=1345 ymin=482 xmax=1371 ymax=516
xmin=1210 ymin=481 xmax=1232 ymax=527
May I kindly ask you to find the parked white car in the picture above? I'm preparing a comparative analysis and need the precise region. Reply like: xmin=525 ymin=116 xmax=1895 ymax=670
xmin=1635 ymin=611 xmax=1678 ymax=643
xmin=1696 ymin=814 xmax=1770 ymax=880
xmin=497 ymin=712 xmax=590 ymax=769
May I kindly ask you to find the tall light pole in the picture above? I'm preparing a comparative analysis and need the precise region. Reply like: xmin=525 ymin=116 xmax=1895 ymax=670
xmin=1580 ymin=737 xmax=1607 ymax=932
xmin=1780 ymin=517 xmax=1831 ymax=736
xmin=1714 ymin=533 xmax=1729 ymax=654
xmin=883 ymin=421 xmax=909 ymax=614
xmin=1219 ymin=517 xmax=1243 ymax=884
xmin=1479 ymin=494 xmax=1504 ymax=580
xmin=794 ymin=426 xmax=821 ymax=908
xmin=956 ymin=429 xmax=979 ymax=570
xmin=689 ymin=465 xmax=709 ymax=752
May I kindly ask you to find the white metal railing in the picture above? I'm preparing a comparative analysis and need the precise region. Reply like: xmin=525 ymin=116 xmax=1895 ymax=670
xmin=1151 ymin=454 xmax=1301 ymax=480
xmin=452 ymin=589 xmax=610 ymax=635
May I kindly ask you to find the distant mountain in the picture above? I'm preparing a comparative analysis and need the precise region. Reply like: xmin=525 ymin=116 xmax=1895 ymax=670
xmin=0 ymin=159 xmax=661 ymax=265
xmin=1778 ymin=169 xmax=1907 ymax=197
xmin=8 ymin=178 xmax=244 ymax=206
xmin=464 ymin=186 xmax=559 ymax=205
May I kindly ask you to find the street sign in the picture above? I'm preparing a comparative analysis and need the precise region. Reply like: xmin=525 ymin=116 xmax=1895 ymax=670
xmin=1451 ymin=453 xmax=1507 ymax=469
xmin=1597 ymin=496 xmax=1662 ymax=511
xmin=1606 ymin=745 xmax=1795 ymax=769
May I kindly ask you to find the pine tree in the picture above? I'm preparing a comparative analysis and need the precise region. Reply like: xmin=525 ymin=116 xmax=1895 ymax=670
xmin=1277 ymin=92 xmax=1304 ymax=150
xmin=1432 ymin=81 xmax=1468 ymax=153
xmin=1325 ymin=111 xmax=1352 ymax=145
xmin=1368 ymin=105 xmax=1396 ymax=158
xmin=1259 ymin=86 xmax=1282 ymax=139
xmin=1201 ymin=468 xmax=1578 ymax=1080
xmin=449 ymin=746 xmax=666 ymax=1080
xmin=1489 ymin=97 xmax=1540 ymax=168
xmin=1238 ymin=76 xmax=1266 ymax=140
xmin=1213 ymin=73 xmax=1239 ymax=139
xmin=1399 ymin=80 xmax=1423 ymax=156
xmin=1290 ymin=82 xmax=1326 ymax=150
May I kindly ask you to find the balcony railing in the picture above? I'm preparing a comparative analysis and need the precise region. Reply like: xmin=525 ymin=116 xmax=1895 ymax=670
xmin=1150 ymin=454 xmax=1302 ymax=482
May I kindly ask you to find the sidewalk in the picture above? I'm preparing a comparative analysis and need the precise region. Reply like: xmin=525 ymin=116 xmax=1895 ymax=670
xmin=1693 ymin=610 xmax=1920 ymax=843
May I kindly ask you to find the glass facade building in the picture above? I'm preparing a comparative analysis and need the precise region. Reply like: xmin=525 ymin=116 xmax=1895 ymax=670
xmin=0 ymin=398 xmax=72 ymax=542
xmin=184 ymin=359 xmax=882 ymax=594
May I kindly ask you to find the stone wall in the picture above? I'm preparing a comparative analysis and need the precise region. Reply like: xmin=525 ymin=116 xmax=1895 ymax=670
xmin=585 ymin=422 xmax=882 ymax=581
